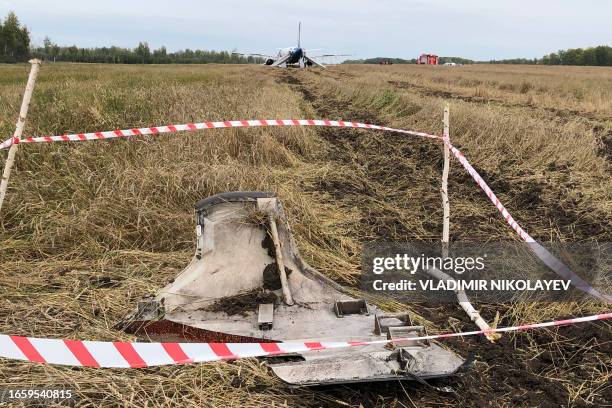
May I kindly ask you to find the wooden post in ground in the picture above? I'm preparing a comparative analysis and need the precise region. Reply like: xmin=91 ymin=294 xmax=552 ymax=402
xmin=268 ymin=213 xmax=294 ymax=305
xmin=441 ymin=104 xmax=450 ymax=258
xmin=439 ymin=104 xmax=499 ymax=342
xmin=0 ymin=59 xmax=42 ymax=214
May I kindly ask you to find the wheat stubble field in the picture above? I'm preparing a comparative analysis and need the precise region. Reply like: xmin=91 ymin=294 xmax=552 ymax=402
xmin=0 ymin=63 xmax=611 ymax=407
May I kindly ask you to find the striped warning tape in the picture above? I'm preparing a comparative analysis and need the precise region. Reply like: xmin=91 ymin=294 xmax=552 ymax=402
xmin=1 ymin=118 xmax=609 ymax=302
xmin=447 ymin=144 xmax=533 ymax=244
xmin=1 ymin=118 xmax=610 ymax=367
xmin=447 ymin=142 xmax=612 ymax=303
xmin=1 ymin=313 xmax=609 ymax=368
xmin=0 ymin=137 xmax=15 ymax=150
xmin=0 ymin=119 xmax=442 ymax=150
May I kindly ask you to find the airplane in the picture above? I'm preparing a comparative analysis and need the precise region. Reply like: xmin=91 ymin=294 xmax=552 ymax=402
xmin=233 ymin=23 xmax=348 ymax=68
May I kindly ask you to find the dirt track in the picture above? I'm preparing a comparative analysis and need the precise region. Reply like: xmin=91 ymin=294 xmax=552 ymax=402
xmin=273 ymin=69 xmax=611 ymax=407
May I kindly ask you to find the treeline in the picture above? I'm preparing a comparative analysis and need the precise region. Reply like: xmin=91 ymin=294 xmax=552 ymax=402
xmin=0 ymin=12 xmax=30 ymax=62
xmin=343 ymin=57 xmax=416 ymax=64
xmin=348 ymin=47 xmax=612 ymax=66
xmin=489 ymin=46 xmax=612 ymax=66
xmin=539 ymin=46 xmax=611 ymax=66
xmin=32 ymin=39 xmax=261 ymax=64
xmin=488 ymin=58 xmax=538 ymax=65
xmin=0 ymin=11 xmax=260 ymax=64
xmin=343 ymin=56 xmax=474 ymax=65
xmin=439 ymin=56 xmax=474 ymax=65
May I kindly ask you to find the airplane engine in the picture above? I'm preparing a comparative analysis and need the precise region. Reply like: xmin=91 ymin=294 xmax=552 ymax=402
xmin=265 ymin=58 xmax=275 ymax=65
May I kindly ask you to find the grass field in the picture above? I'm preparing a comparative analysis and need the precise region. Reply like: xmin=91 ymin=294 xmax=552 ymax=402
xmin=0 ymin=62 xmax=610 ymax=407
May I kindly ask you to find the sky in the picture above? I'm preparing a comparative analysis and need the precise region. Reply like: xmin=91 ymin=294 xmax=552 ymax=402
xmin=1 ymin=0 xmax=611 ymax=61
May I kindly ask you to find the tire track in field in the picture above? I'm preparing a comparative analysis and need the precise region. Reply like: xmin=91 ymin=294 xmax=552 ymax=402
xmin=276 ymin=70 xmax=446 ymax=242
xmin=272 ymin=70 xmax=608 ymax=408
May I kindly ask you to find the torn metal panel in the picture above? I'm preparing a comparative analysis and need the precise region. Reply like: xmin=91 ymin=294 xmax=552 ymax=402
xmin=121 ymin=191 xmax=464 ymax=385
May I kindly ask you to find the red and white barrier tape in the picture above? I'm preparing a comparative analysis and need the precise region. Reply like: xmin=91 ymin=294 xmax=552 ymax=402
xmin=0 ymin=119 xmax=441 ymax=150
xmin=0 ymin=137 xmax=16 ymax=150
xmin=1 ymin=118 xmax=610 ymax=367
xmin=446 ymin=141 xmax=611 ymax=303
xmin=0 ymin=313 xmax=609 ymax=368
xmin=448 ymin=143 xmax=533 ymax=243
xmin=1 ymin=118 xmax=609 ymax=302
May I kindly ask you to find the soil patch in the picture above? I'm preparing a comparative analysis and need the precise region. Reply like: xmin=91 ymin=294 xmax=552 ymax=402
xmin=206 ymin=290 xmax=279 ymax=316
xmin=263 ymin=263 xmax=293 ymax=291
xmin=261 ymin=230 xmax=276 ymax=257
xmin=387 ymin=80 xmax=609 ymax=123
xmin=277 ymin=71 xmax=444 ymax=242
xmin=90 ymin=275 xmax=122 ymax=288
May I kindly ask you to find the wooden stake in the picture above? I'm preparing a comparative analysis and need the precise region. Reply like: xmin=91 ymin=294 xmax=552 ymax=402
xmin=426 ymin=267 xmax=500 ymax=342
xmin=268 ymin=213 xmax=294 ymax=305
xmin=441 ymin=104 xmax=450 ymax=258
xmin=439 ymin=104 xmax=499 ymax=342
xmin=0 ymin=59 xmax=42 ymax=214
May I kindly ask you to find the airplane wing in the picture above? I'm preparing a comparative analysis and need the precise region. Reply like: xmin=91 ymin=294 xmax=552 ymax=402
xmin=271 ymin=53 xmax=292 ymax=67
xmin=303 ymin=55 xmax=326 ymax=68
xmin=232 ymin=52 xmax=275 ymax=58
xmin=310 ymin=54 xmax=352 ymax=58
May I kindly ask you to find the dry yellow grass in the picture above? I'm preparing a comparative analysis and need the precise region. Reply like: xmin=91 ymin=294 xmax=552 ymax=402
xmin=0 ymin=62 xmax=610 ymax=407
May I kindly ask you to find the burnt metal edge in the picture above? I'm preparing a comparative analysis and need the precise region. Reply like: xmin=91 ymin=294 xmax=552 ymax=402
xmin=122 ymin=319 xmax=280 ymax=343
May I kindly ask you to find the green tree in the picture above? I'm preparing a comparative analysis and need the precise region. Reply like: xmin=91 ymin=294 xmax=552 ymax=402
xmin=581 ymin=48 xmax=597 ymax=65
xmin=562 ymin=48 xmax=583 ymax=65
xmin=548 ymin=52 xmax=560 ymax=65
xmin=0 ymin=19 xmax=4 ymax=56
xmin=593 ymin=46 xmax=610 ymax=66
xmin=0 ymin=11 xmax=30 ymax=62
xmin=135 ymin=42 xmax=151 ymax=63
xmin=152 ymin=46 xmax=167 ymax=63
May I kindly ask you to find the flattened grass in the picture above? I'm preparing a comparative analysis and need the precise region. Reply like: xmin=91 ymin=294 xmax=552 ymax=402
xmin=0 ymin=62 xmax=610 ymax=407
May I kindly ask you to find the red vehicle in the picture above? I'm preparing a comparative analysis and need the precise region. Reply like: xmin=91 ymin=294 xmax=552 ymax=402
xmin=417 ymin=54 xmax=439 ymax=65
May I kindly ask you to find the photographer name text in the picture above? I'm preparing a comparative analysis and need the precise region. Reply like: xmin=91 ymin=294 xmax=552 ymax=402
xmin=372 ymin=279 xmax=571 ymax=291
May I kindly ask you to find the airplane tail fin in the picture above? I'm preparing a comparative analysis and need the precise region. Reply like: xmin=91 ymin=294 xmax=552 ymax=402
xmin=297 ymin=22 xmax=301 ymax=48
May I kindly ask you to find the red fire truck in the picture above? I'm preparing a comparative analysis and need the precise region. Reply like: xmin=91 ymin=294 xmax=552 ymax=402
xmin=417 ymin=54 xmax=439 ymax=65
